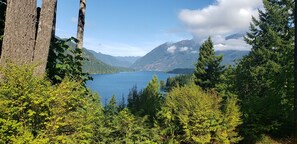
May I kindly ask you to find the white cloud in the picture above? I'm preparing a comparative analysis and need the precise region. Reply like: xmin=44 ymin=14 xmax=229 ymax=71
xmin=214 ymin=38 xmax=251 ymax=51
xmin=167 ymin=46 xmax=177 ymax=54
xmin=179 ymin=0 xmax=263 ymax=51
xmin=179 ymin=47 xmax=189 ymax=52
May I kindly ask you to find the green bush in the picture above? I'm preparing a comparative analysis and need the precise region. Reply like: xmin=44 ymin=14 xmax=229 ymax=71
xmin=0 ymin=64 xmax=104 ymax=143
xmin=158 ymin=84 xmax=242 ymax=143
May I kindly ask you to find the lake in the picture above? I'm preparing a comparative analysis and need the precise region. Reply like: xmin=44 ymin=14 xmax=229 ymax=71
xmin=86 ymin=71 xmax=176 ymax=105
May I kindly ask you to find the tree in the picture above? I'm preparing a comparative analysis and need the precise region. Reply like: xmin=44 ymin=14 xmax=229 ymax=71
xmin=0 ymin=0 xmax=37 ymax=65
xmin=0 ymin=0 xmax=58 ymax=76
xmin=158 ymin=84 xmax=242 ymax=143
xmin=165 ymin=74 xmax=193 ymax=92
xmin=138 ymin=75 xmax=162 ymax=121
xmin=127 ymin=76 xmax=162 ymax=122
xmin=104 ymin=95 xmax=118 ymax=117
xmin=194 ymin=37 xmax=224 ymax=90
xmin=76 ymin=0 xmax=86 ymax=49
xmin=0 ymin=64 xmax=105 ymax=143
xmin=127 ymin=85 xmax=141 ymax=114
xmin=293 ymin=1 xmax=297 ymax=140
xmin=234 ymin=0 xmax=294 ymax=141
xmin=46 ymin=37 xmax=92 ymax=85
xmin=103 ymin=109 xmax=161 ymax=143
xmin=0 ymin=0 xmax=6 ymax=55
xmin=33 ymin=0 xmax=57 ymax=76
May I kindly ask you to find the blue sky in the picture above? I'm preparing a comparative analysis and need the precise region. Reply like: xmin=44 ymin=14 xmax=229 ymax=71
xmin=39 ymin=0 xmax=262 ymax=56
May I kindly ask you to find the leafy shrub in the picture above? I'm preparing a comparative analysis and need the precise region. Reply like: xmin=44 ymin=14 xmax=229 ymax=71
xmin=47 ymin=37 xmax=92 ymax=85
xmin=0 ymin=64 xmax=104 ymax=143
xmin=158 ymin=84 xmax=242 ymax=143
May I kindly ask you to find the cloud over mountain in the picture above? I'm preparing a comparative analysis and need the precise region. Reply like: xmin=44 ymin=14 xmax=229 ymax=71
xmin=179 ymin=0 xmax=263 ymax=51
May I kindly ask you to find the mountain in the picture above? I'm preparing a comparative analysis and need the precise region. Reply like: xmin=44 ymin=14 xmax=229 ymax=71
xmin=82 ymin=49 xmax=130 ymax=74
xmin=131 ymin=39 xmax=249 ymax=71
xmin=216 ymin=50 xmax=249 ymax=65
xmin=115 ymin=56 xmax=140 ymax=64
xmin=131 ymin=40 xmax=199 ymax=71
xmin=88 ymin=50 xmax=140 ymax=68
xmin=61 ymin=38 xmax=128 ymax=74
xmin=225 ymin=33 xmax=245 ymax=40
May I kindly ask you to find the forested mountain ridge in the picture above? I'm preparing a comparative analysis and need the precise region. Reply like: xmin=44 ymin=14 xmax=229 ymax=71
xmin=82 ymin=49 xmax=131 ymax=74
xmin=63 ymin=37 xmax=130 ymax=74
xmin=88 ymin=49 xmax=140 ymax=68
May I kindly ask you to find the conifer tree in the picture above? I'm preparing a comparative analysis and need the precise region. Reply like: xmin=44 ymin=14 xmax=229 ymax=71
xmin=234 ymin=0 xmax=294 ymax=141
xmin=139 ymin=75 xmax=162 ymax=121
xmin=127 ymin=85 xmax=140 ymax=114
xmin=104 ymin=95 xmax=118 ymax=117
xmin=194 ymin=37 xmax=223 ymax=90
xmin=127 ymin=76 xmax=162 ymax=122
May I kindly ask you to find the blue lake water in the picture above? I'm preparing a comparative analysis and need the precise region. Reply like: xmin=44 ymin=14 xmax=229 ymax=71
xmin=86 ymin=71 xmax=176 ymax=104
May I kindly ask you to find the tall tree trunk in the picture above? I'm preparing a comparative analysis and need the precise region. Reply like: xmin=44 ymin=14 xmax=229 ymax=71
xmin=0 ymin=0 xmax=7 ymax=57
xmin=294 ymin=1 xmax=297 ymax=140
xmin=33 ymin=0 xmax=57 ymax=76
xmin=0 ymin=0 xmax=37 ymax=65
xmin=76 ymin=0 xmax=86 ymax=49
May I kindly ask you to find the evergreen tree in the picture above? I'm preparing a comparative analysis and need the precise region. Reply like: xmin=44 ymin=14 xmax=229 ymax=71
xmin=234 ymin=0 xmax=294 ymax=141
xmin=127 ymin=76 xmax=162 ymax=122
xmin=127 ymin=85 xmax=141 ymax=114
xmin=194 ymin=37 xmax=224 ymax=90
xmin=165 ymin=74 xmax=193 ymax=92
xmin=118 ymin=95 xmax=126 ymax=111
xmin=139 ymin=75 xmax=162 ymax=121
xmin=104 ymin=95 xmax=118 ymax=117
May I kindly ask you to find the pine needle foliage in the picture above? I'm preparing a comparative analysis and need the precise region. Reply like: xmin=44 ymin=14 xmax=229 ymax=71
xmin=194 ymin=37 xmax=224 ymax=90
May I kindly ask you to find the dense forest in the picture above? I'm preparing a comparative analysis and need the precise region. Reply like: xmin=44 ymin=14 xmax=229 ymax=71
xmin=0 ymin=0 xmax=296 ymax=143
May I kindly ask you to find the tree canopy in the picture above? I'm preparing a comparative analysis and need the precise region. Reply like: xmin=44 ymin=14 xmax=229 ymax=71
xmin=194 ymin=37 xmax=224 ymax=90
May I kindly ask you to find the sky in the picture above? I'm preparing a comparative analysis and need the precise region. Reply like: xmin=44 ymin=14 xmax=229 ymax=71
xmin=39 ymin=0 xmax=263 ymax=56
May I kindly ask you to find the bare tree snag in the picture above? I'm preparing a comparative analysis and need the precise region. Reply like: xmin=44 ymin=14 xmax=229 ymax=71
xmin=76 ymin=0 xmax=86 ymax=49
xmin=0 ymin=0 xmax=37 ymax=65
xmin=33 ymin=0 xmax=57 ymax=76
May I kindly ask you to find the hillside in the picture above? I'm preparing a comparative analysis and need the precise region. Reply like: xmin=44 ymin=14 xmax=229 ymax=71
xmin=131 ymin=39 xmax=249 ymax=71
xmin=63 ymin=38 xmax=129 ymax=74
xmin=88 ymin=50 xmax=140 ymax=68
xmin=82 ymin=49 xmax=129 ymax=74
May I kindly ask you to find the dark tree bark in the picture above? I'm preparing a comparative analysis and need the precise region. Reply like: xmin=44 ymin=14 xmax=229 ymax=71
xmin=33 ymin=0 xmax=57 ymax=76
xmin=294 ymin=1 xmax=297 ymax=142
xmin=76 ymin=0 xmax=86 ymax=49
xmin=0 ymin=0 xmax=37 ymax=65
xmin=0 ymin=0 xmax=7 ymax=57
